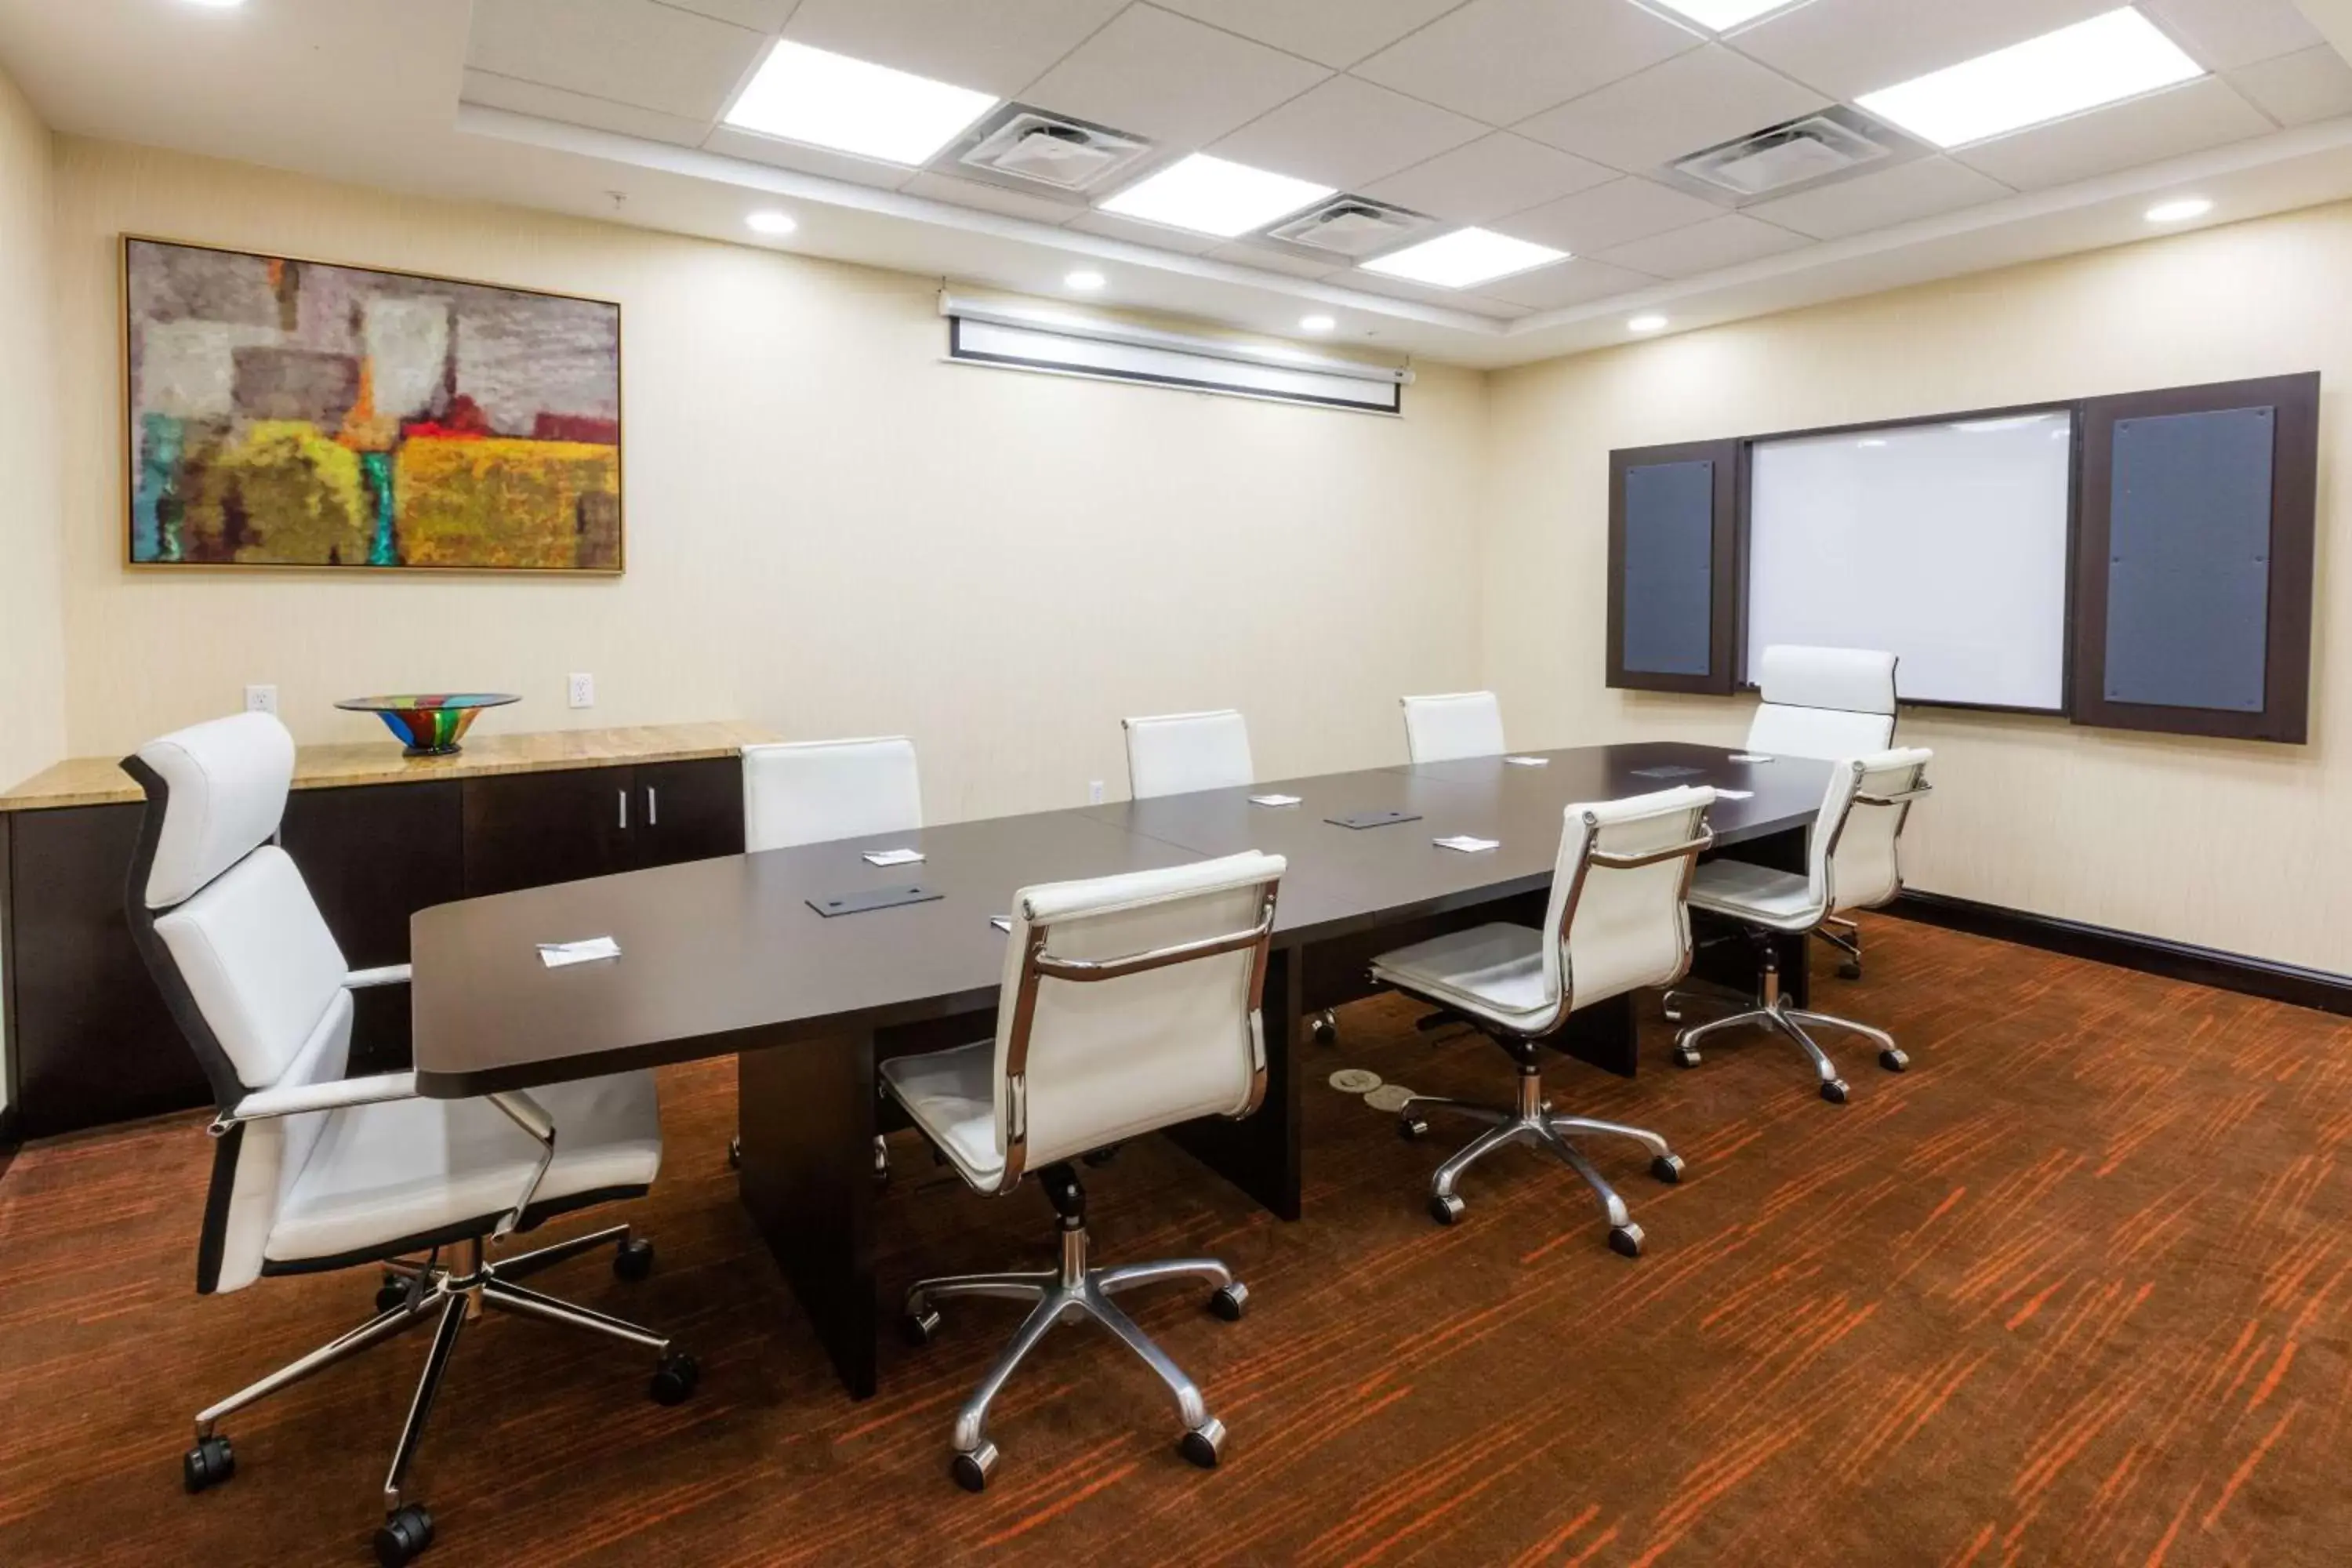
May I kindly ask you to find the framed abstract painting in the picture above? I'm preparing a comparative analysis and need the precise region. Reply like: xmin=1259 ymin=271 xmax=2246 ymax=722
xmin=122 ymin=236 xmax=622 ymax=572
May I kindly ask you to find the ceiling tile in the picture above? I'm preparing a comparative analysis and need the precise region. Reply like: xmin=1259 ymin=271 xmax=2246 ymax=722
xmin=1953 ymin=77 xmax=2276 ymax=192
xmin=1352 ymin=0 xmax=1701 ymax=126
xmin=1363 ymin=132 xmax=1614 ymax=223
xmin=1021 ymin=6 xmax=1331 ymax=145
xmin=1733 ymin=0 xmax=2118 ymax=102
xmin=1492 ymin=176 xmax=1720 ymax=253
xmin=2140 ymin=0 xmax=2325 ymax=73
xmin=780 ymin=0 xmax=1127 ymax=98
xmin=1595 ymin=211 xmax=1809 ymax=276
xmin=702 ymin=123 xmax=913 ymax=187
xmin=902 ymin=169 xmax=1085 ymax=223
xmin=1065 ymin=209 xmax=1226 ymax=253
xmin=1203 ymin=238 xmax=1345 ymax=278
xmin=2227 ymin=45 xmax=2352 ymax=129
xmin=1476 ymin=255 xmax=1655 ymax=310
xmin=460 ymin=69 xmax=715 ymax=146
xmin=1343 ymin=267 xmax=1532 ymax=316
xmin=659 ymin=0 xmax=800 ymax=30
xmin=1744 ymin=154 xmax=2011 ymax=240
xmin=1149 ymin=0 xmax=1472 ymax=70
xmin=469 ymin=0 xmax=768 ymax=119
xmin=1210 ymin=74 xmax=1485 ymax=188
xmin=1515 ymin=45 xmax=1830 ymax=174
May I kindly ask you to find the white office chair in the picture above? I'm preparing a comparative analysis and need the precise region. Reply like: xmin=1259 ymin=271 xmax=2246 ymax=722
xmin=741 ymin=735 xmax=922 ymax=852
xmin=1745 ymin=645 xmax=1899 ymax=981
xmin=1122 ymin=709 xmax=1254 ymax=800
xmin=884 ymin=851 xmax=1285 ymax=1491
xmin=1400 ymin=691 xmax=1507 ymax=764
xmin=1370 ymin=786 xmax=1715 ymax=1256
xmin=124 ymin=713 xmax=692 ymax=1568
xmin=1670 ymin=747 xmax=1933 ymax=1104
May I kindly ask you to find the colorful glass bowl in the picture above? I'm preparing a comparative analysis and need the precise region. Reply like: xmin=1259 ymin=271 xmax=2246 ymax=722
xmin=335 ymin=693 xmax=521 ymax=757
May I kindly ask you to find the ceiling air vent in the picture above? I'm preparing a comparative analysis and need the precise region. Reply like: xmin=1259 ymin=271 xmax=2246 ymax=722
xmin=1673 ymin=111 xmax=1896 ymax=198
xmin=1263 ymin=198 xmax=1436 ymax=258
xmin=957 ymin=107 xmax=1152 ymax=193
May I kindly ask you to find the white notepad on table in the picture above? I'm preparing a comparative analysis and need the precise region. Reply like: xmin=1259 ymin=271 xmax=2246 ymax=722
xmin=1433 ymin=835 xmax=1499 ymax=853
xmin=862 ymin=848 xmax=925 ymax=866
xmin=538 ymin=936 xmax=620 ymax=968
xmin=1503 ymin=755 xmax=1548 ymax=767
xmin=1249 ymin=793 xmax=1302 ymax=808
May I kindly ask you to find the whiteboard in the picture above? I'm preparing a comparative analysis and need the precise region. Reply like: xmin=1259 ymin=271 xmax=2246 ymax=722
xmin=1747 ymin=412 xmax=2073 ymax=710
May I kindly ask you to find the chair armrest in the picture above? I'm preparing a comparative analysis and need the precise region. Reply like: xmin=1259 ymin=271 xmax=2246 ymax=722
xmin=344 ymin=964 xmax=413 ymax=990
xmin=229 ymin=1072 xmax=419 ymax=1123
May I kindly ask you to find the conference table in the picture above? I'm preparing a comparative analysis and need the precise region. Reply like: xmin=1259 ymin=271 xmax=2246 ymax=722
xmin=410 ymin=741 xmax=1832 ymax=1398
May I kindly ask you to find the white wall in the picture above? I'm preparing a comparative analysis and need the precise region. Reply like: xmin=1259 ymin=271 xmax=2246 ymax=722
xmin=1483 ymin=204 xmax=2352 ymax=975
xmin=46 ymin=137 xmax=1490 ymax=826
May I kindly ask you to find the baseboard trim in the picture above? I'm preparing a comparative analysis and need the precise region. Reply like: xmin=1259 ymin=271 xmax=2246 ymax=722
xmin=1886 ymin=891 xmax=2352 ymax=1018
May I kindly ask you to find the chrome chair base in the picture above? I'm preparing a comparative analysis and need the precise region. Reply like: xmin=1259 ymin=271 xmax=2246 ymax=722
xmin=902 ymin=1168 xmax=1243 ymax=1492
xmin=1665 ymin=985 xmax=1907 ymax=1104
xmin=183 ymin=1225 xmax=695 ymax=1565
xmin=1397 ymin=1064 xmax=1681 ymax=1257
xmin=1817 ymin=914 xmax=1864 ymax=979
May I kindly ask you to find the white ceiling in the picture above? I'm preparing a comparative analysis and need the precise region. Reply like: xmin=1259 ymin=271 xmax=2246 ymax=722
xmin=4 ymin=0 xmax=2352 ymax=368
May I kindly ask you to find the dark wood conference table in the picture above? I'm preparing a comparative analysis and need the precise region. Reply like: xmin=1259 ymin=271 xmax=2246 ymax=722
xmin=409 ymin=741 xmax=1831 ymax=1398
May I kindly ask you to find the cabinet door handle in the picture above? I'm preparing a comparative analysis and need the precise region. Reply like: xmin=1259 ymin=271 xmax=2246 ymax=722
xmin=647 ymin=786 xmax=659 ymax=826
xmin=619 ymin=789 xmax=628 ymax=830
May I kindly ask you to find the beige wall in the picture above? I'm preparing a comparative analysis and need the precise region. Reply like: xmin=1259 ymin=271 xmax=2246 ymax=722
xmin=1484 ymin=204 xmax=2351 ymax=974
xmin=45 ymin=138 xmax=1487 ymax=823
xmin=0 ymin=65 xmax=64 ymax=799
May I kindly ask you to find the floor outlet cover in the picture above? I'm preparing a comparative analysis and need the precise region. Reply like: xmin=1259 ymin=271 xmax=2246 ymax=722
xmin=1327 ymin=1069 xmax=1382 ymax=1095
xmin=1364 ymin=1084 xmax=1417 ymax=1112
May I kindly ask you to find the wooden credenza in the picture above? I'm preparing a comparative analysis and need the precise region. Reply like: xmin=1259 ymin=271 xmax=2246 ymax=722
xmin=0 ymin=722 xmax=771 ymax=1140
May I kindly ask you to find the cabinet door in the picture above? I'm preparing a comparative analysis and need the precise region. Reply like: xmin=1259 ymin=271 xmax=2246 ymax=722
xmin=461 ymin=768 xmax=633 ymax=898
xmin=281 ymin=782 xmax=465 ymax=1076
xmin=633 ymin=757 xmax=745 ymax=870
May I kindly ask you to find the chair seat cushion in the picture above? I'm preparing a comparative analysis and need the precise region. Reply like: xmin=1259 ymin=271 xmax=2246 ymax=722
xmin=879 ymin=1041 xmax=1004 ymax=1190
xmin=1370 ymin=923 xmax=1558 ymax=1030
xmin=1689 ymin=859 xmax=1821 ymax=931
xmin=267 ymin=1072 xmax=662 ymax=1266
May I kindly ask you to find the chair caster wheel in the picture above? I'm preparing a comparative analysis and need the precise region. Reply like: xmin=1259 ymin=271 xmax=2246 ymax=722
xmin=612 ymin=1236 xmax=655 ymax=1282
xmin=1650 ymin=1153 xmax=1684 ymax=1185
xmin=1837 ymin=960 xmax=1863 ymax=981
xmin=727 ymin=1136 xmax=741 ymax=1170
xmin=373 ymin=1503 xmax=434 ymax=1567
xmin=1879 ymin=1047 xmax=1908 ymax=1073
xmin=1608 ymin=1223 xmax=1645 ymax=1258
xmin=951 ymin=1442 xmax=999 ymax=1493
xmin=182 ymin=1434 xmax=234 ymax=1494
xmin=902 ymin=1306 xmax=941 ymax=1346
xmin=1178 ymin=1418 xmax=1225 ymax=1469
xmin=1398 ymin=1116 xmax=1428 ymax=1142
xmin=376 ymin=1279 xmax=411 ymax=1314
xmin=649 ymin=1350 xmax=699 ymax=1406
xmin=1207 ymin=1283 xmax=1248 ymax=1322
xmin=1673 ymin=1046 xmax=1701 ymax=1069
xmin=1428 ymin=1193 xmax=1465 ymax=1226
xmin=1820 ymin=1078 xmax=1849 ymax=1105
xmin=1311 ymin=1010 xmax=1338 ymax=1045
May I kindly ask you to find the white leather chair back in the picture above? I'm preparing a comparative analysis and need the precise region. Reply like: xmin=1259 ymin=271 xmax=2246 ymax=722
xmin=1746 ymin=645 xmax=1898 ymax=760
xmin=1122 ymin=710 xmax=1254 ymax=800
xmin=1542 ymin=786 xmax=1715 ymax=1018
xmin=1400 ymin=691 xmax=1506 ymax=764
xmin=742 ymin=736 xmax=922 ymax=851
xmin=1811 ymin=748 xmax=1933 ymax=916
xmin=993 ymin=851 xmax=1283 ymax=1178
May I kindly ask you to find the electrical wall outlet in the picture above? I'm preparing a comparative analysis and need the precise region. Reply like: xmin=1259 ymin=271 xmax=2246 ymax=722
xmin=568 ymin=672 xmax=595 ymax=710
xmin=1088 ymin=779 xmax=1105 ymax=804
xmin=243 ymin=684 xmax=278 ymax=716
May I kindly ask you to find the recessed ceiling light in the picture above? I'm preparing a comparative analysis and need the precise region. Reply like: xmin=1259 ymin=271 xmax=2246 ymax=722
xmin=726 ymin=40 xmax=997 ymax=166
xmin=2146 ymin=197 xmax=2212 ymax=223
xmin=1628 ymin=314 xmax=1669 ymax=332
xmin=1857 ymin=8 xmax=2203 ymax=150
xmin=1860 ymin=438 xmax=1889 ymax=448
xmin=1299 ymin=314 xmax=1337 ymax=333
xmin=1099 ymin=154 xmax=1334 ymax=239
xmin=1361 ymin=228 xmax=1567 ymax=289
xmin=183 ymin=0 xmax=248 ymax=7
xmin=745 ymin=210 xmax=797 ymax=236
xmin=1644 ymin=0 xmax=1804 ymax=31
xmin=1065 ymin=270 xmax=1105 ymax=292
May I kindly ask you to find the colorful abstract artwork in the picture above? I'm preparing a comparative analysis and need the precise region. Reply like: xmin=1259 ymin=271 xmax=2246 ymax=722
xmin=123 ymin=237 xmax=622 ymax=572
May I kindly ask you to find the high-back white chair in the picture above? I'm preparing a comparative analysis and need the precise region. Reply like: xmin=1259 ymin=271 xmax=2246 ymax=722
xmin=1121 ymin=710 xmax=1254 ymax=800
xmin=742 ymin=735 xmax=922 ymax=851
xmin=124 ymin=712 xmax=692 ymax=1567
xmin=1676 ymin=747 xmax=1932 ymax=1104
xmin=880 ymin=851 xmax=1285 ymax=1491
xmin=1368 ymin=786 xmax=1716 ymax=1255
xmin=1400 ymin=691 xmax=1507 ymax=764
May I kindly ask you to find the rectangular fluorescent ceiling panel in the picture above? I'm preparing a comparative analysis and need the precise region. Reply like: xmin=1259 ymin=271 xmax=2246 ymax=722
xmin=1098 ymin=154 xmax=1334 ymax=238
xmin=1646 ymin=0 xmax=1807 ymax=30
xmin=1856 ymin=8 xmax=2203 ymax=150
xmin=726 ymin=41 xmax=998 ymax=165
xmin=1359 ymin=227 xmax=1566 ymax=289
